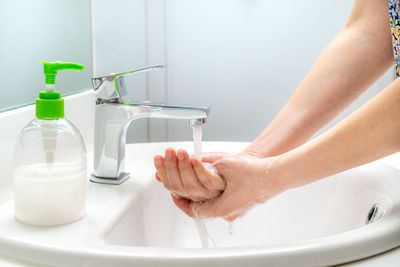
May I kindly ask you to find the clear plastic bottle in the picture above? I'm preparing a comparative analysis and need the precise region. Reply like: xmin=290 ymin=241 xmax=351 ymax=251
xmin=14 ymin=119 xmax=86 ymax=225
xmin=13 ymin=61 xmax=87 ymax=226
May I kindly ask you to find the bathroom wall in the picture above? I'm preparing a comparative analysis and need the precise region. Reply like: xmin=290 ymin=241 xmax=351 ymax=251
xmin=163 ymin=0 xmax=395 ymax=142
xmin=91 ymin=0 xmax=149 ymax=143
xmin=91 ymin=0 xmax=394 ymax=143
xmin=91 ymin=0 xmax=168 ymax=143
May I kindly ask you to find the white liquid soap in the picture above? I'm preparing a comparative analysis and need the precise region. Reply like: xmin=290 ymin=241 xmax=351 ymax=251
xmin=14 ymin=163 xmax=86 ymax=226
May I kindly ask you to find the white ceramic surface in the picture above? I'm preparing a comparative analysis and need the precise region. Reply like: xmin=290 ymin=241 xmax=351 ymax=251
xmin=1 ymin=142 xmax=400 ymax=266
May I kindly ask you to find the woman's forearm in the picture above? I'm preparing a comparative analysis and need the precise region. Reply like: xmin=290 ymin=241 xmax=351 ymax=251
xmin=276 ymin=78 xmax=400 ymax=189
xmin=245 ymin=0 xmax=393 ymax=157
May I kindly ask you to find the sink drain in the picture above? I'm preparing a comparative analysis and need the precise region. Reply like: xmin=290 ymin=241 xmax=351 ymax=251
xmin=366 ymin=203 xmax=384 ymax=225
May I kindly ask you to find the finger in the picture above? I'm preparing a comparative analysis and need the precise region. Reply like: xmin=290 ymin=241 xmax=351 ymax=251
xmin=171 ymin=193 xmax=195 ymax=217
xmin=192 ymin=158 xmax=226 ymax=191
xmin=155 ymin=172 xmax=161 ymax=182
xmin=201 ymin=152 xmax=229 ymax=163
xmin=213 ymin=158 xmax=235 ymax=180
xmin=154 ymin=155 xmax=168 ymax=185
xmin=224 ymin=214 xmax=242 ymax=222
xmin=224 ymin=211 xmax=243 ymax=222
xmin=164 ymin=148 xmax=185 ymax=194
xmin=177 ymin=150 xmax=212 ymax=200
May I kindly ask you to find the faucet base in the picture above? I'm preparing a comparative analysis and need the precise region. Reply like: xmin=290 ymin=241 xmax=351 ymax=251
xmin=90 ymin=172 xmax=130 ymax=185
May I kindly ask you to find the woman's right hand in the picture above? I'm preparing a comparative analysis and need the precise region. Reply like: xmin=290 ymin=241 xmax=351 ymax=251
xmin=154 ymin=147 xmax=294 ymax=221
xmin=171 ymin=153 xmax=291 ymax=221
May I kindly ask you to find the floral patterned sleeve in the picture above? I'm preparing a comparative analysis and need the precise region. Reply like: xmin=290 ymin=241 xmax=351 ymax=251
xmin=390 ymin=0 xmax=400 ymax=77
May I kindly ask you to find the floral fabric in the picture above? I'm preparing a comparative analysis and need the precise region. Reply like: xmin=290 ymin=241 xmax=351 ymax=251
xmin=390 ymin=0 xmax=400 ymax=76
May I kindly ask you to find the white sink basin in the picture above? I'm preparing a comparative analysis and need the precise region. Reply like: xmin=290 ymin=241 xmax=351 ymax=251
xmin=1 ymin=142 xmax=400 ymax=267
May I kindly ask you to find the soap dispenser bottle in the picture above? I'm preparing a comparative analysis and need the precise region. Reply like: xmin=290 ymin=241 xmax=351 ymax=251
xmin=13 ymin=61 xmax=87 ymax=226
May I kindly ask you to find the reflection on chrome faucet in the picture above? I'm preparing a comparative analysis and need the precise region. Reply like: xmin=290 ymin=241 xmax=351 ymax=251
xmin=91 ymin=65 xmax=210 ymax=184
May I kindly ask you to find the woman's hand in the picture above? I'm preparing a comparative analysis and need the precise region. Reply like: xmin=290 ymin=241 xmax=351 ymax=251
xmin=153 ymin=148 xmax=227 ymax=202
xmin=172 ymin=154 xmax=290 ymax=221
xmin=154 ymin=148 xmax=291 ymax=221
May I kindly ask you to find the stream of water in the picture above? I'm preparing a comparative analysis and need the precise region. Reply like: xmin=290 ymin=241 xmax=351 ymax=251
xmin=192 ymin=124 xmax=215 ymax=248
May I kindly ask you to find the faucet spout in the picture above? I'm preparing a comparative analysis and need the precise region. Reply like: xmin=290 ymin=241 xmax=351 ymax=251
xmin=90 ymin=66 xmax=210 ymax=184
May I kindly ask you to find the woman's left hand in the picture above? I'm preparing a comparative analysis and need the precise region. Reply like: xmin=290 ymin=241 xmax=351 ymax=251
xmin=153 ymin=148 xmax=226 ymax=202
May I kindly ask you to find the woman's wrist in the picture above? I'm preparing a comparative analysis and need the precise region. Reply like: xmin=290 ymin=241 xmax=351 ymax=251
xmin=267 ymin=147 xmax=309 ymax=193
xmin=241 ymin=146 xmax=266 ymax=158
xmin=243 ymin=132 xmax=307 ymax=159
xmin=242 ymin=144 xmax=281 ymax=158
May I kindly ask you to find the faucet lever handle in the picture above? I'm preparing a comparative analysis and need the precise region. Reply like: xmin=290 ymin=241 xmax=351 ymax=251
xmin=92 ymin=64 xmax=166 ymax=103
xmin=114 ymin=64 xmax=166 ymax=78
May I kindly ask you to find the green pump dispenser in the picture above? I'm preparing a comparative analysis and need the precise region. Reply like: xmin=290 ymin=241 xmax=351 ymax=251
xmin=36 ymin=61 xmax=85 ymax=119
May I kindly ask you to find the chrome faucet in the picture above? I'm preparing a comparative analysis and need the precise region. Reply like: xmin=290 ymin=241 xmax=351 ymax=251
xmin=90 ymin=65 xmax=210 ymax=184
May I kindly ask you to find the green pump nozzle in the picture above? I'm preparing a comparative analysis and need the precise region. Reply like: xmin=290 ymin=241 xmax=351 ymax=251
xmin=41 ymin=61 xmax=85 ymax=88
xmin=36 ymin=61 xmax=85 ymax=119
